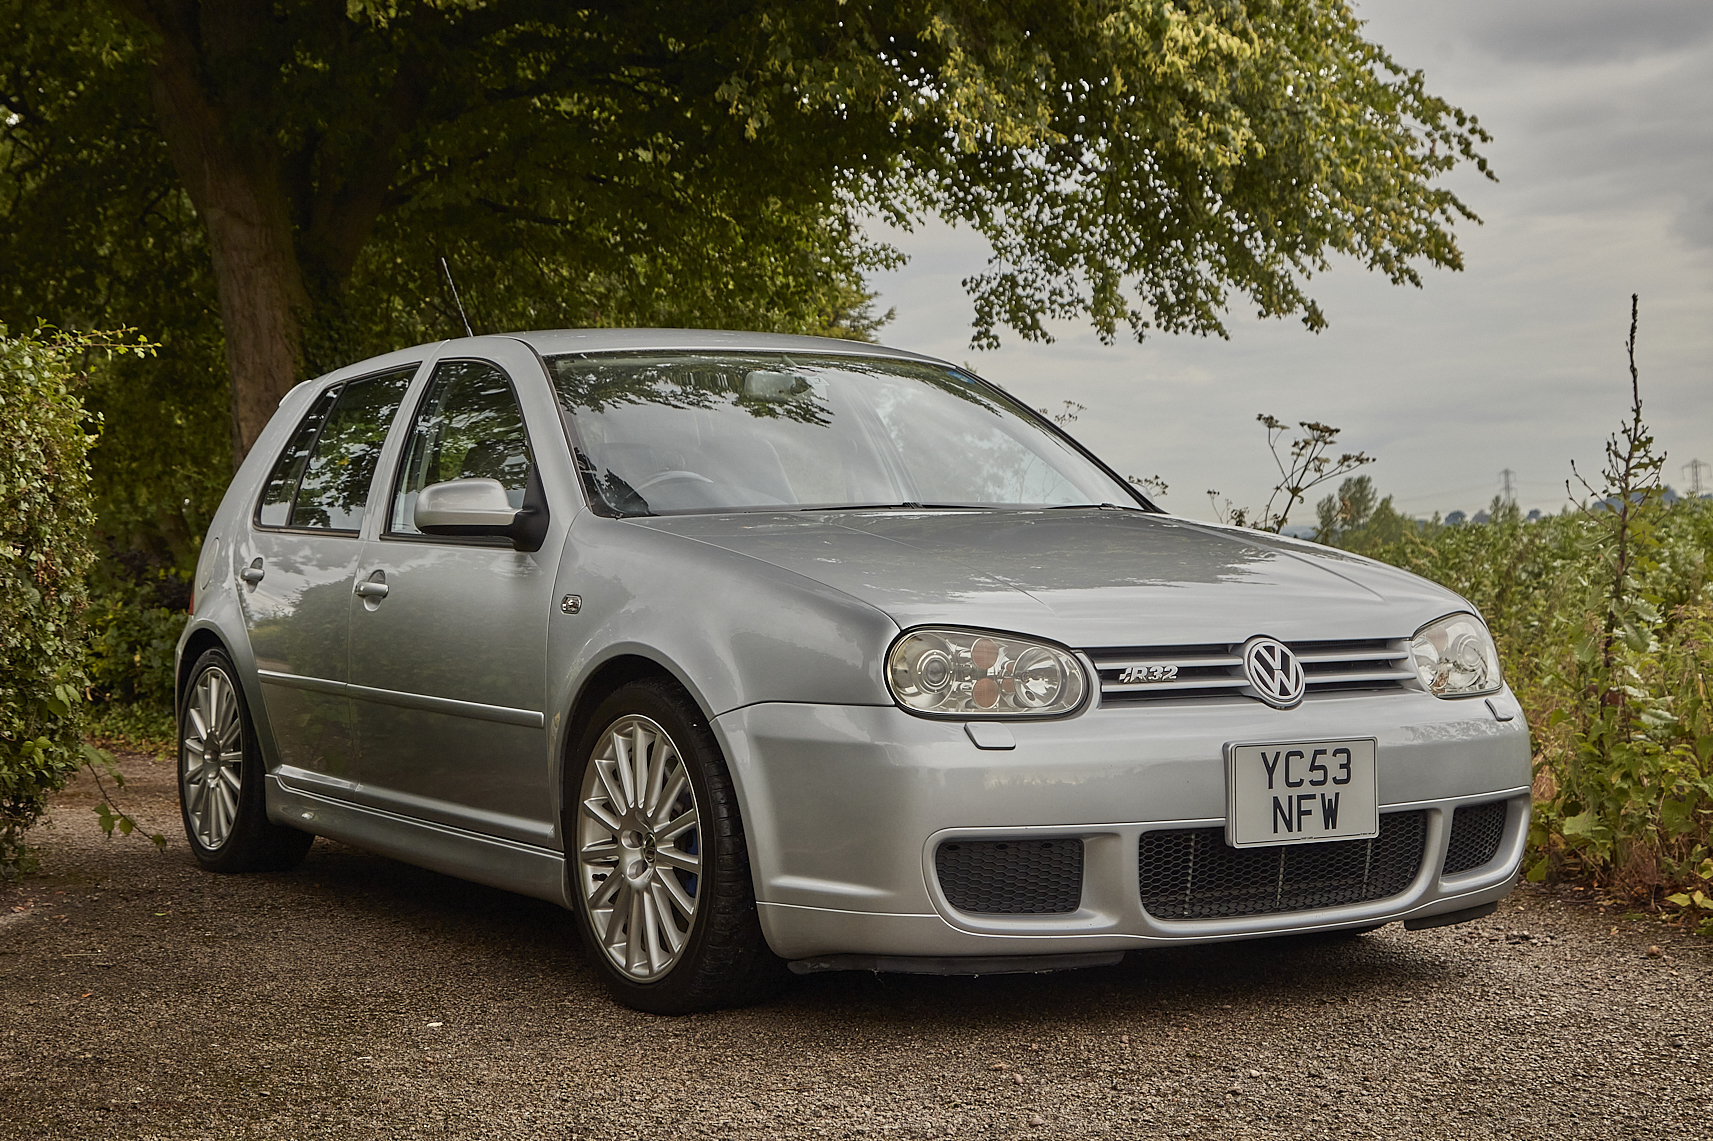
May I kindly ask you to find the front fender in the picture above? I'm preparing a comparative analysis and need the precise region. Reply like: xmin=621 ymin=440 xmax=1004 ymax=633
xmin=543 ymin=513 xmax=903 ymax=871
xmin=546 ymin=513 xmax=901 ymax=722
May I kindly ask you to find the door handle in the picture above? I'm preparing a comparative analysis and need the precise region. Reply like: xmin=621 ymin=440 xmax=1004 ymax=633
xmin=240 ymin=558 xmax=265 ymax=585
xmin=355 ymin=572 xmax=389 ymax=599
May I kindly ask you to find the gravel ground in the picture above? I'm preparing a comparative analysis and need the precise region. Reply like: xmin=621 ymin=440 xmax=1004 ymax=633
xmin=1 ymin=753 xmax=1709 ymax=1141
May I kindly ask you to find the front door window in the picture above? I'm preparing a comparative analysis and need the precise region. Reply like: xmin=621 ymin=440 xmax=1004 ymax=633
xmin=391 ymin=360 xmax=534 ymax=535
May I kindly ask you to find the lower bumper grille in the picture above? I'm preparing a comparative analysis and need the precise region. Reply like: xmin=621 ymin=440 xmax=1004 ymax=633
xmin=936 ymin=838 xmax=1083 ymax=914
xmin=1444 ymin=800 xmax=1508 ymax=875
xmin=1138 ymin=811 xmax=1427 ymax=920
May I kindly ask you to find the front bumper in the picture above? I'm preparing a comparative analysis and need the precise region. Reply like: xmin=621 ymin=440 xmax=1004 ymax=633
xmin=712 ymin=688 xmax=1531 ymax=961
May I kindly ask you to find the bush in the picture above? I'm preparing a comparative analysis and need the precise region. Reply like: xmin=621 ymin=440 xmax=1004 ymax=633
xmin=1364 ymin=498 xmax=1713 ymax=926
xmin=0 ymin=329 xmax=102 ymax=875
xmin=1318 ymin=300 xmax=1713 ymax=933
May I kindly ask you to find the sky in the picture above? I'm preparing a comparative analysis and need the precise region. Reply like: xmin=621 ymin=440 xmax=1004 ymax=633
xmin=864 ymin=0 xmax=1713 ymax=523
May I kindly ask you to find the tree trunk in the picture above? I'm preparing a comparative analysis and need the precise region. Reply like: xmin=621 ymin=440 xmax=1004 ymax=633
xmin=121 ymin=0 xmax=310 ymax=464
xmin=148 ymin=81 xmax=307 ymax=463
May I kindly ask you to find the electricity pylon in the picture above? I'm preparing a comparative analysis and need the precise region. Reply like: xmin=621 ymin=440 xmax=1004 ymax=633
xmin=1686 ymin=459 xmax=1710 ymax=497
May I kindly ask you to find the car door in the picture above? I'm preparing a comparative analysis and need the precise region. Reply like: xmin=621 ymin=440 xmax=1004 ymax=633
xmin=237 ymin=364 xmax=418 ymax=783
xmin=346 ymin=345 xmax=561 ymax=847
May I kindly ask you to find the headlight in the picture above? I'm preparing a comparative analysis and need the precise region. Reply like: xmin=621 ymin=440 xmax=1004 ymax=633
xmin=887 ymin=628 xmax=1088 ymax=717
xmin=1411 ymin=613 xmax=1502 ymax=698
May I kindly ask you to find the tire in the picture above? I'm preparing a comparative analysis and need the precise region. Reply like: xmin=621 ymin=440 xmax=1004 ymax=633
xmin=567 ymin=679 xmax=783 ymax=1014
xmin=178 ymin=649 xmax=313 ymax=873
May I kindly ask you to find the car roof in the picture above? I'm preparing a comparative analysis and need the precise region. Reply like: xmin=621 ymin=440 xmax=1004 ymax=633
xmin=509 ymin=328 xmax=948 ymax=365
xmin=285 ymin=329 xmax=959 ymax=402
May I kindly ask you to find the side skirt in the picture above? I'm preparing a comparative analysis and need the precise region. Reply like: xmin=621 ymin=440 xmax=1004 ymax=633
xmin=267 ymin=776 xmax=570 ymax=908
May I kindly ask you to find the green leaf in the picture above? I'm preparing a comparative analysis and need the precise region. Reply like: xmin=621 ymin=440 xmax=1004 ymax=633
xmin=1560 ymin=811 xmax=1609 ymax=841
xmin=1660 ymin=797 xmax=1694 ymax=835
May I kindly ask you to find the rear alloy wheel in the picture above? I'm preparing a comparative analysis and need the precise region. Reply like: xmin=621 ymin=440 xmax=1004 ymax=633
xmin=570 ymin=680 xmax=780 ymax=1012
xmin=178 ymin=649 xmax=313 ymax=873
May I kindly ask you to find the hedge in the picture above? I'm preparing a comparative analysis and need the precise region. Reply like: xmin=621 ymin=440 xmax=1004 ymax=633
xmin=0 ymin=328 xmax=136 ymax=875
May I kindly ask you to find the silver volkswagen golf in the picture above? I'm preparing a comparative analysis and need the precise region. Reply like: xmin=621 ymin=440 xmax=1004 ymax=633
xmin=177 ymin=329 xmax=1530 ymax=1012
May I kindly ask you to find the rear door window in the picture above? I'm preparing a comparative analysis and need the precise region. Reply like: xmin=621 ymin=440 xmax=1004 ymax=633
xmin=256 ymin=366 xmax=415 ymax=532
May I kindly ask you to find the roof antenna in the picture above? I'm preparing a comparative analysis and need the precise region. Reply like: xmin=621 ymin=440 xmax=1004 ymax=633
xmin=440 ymin=256 xmax=474 ymax=338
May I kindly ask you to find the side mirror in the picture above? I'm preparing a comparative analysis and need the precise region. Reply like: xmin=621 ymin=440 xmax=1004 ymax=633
xmin=414 ymin=471 xmax=550 ymax=552
xmin=416 ymin=477 xmax=521 ymax=533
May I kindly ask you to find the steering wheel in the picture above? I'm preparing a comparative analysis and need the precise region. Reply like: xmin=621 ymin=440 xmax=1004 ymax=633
xmin=635 ymin=470 xmax=715 ymax=492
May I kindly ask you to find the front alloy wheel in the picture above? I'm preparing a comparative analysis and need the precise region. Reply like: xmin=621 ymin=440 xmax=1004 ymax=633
xmin=568 ymin=680 xmax=781 ymax=1013
xmin=576 ymin=714 xmax=703 ymax=980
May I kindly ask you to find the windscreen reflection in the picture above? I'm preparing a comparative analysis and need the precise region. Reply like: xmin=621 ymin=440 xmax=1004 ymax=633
xmin=548 ymin=354 xmax=1134 ymax=516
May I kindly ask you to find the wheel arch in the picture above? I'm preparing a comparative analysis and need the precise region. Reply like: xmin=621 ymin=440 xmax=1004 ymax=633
xmin=557 ymin=653 xmax=752 ymax=902
xmin=560 ymin=654 xmax=692 ymax=784
xmin=176 ymin=627 xmax=231 ymax=718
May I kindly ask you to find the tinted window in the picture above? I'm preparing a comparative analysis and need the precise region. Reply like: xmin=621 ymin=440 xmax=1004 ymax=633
xmin=287 ymin=367 xmax=414 ymax=531
xmin=390 ymin=360 xmax=534 ymax=535
xmin=256 ymin=387 xmax=339 ymax=527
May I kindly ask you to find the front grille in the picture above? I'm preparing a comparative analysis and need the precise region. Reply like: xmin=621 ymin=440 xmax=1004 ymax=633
xmin=1138 ymin=811 xmax=1426 ymax=920
xmin=1444 ymin=801 xmax=1508 ymax=875
xmin=936 ymin=838 xmax=1083 ymax=914
xmin=1089 ymin=638 xmax=1416 ymax=705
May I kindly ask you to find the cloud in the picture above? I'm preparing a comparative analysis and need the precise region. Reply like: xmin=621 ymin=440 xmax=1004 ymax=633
xmin=1672 ymin=192 xmax=1713 ymax=251
xmin=1443 ymin=0 xmax=1713 ymax=65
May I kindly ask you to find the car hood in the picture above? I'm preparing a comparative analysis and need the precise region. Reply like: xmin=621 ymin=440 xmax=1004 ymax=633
xmin=630 ymin=509 xmax=1470 ymax=648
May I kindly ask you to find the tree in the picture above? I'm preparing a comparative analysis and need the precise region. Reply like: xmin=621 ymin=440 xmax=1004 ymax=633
xmin=3 ymin=0 xmax=1493 ymax=465
xmin=1314 ymin=473 xmax=1378 ymax=543
xmin=1313 ymin=475 xmax=1416 ymax=554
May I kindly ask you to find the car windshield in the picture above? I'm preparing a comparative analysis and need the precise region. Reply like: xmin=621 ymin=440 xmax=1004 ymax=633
xmin=547 ymin=352 xmax=1138 ymax=516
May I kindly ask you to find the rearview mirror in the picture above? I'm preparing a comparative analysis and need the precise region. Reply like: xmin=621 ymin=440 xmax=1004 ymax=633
xmin=742 ymin=370 xmax=810 ymax=400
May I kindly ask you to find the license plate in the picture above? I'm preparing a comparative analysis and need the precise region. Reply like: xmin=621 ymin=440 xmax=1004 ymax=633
xmin=1225 ymin=739 xmax=1378 ymax=849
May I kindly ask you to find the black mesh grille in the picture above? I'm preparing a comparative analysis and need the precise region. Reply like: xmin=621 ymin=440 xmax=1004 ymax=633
xmin=935 ymin=839 xmax=1083 ymax=914
xmin=1444 ymin=801 xmax=1508 ymax=875
xmin=1138 ymin=811 xmax=1426 ymax=920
